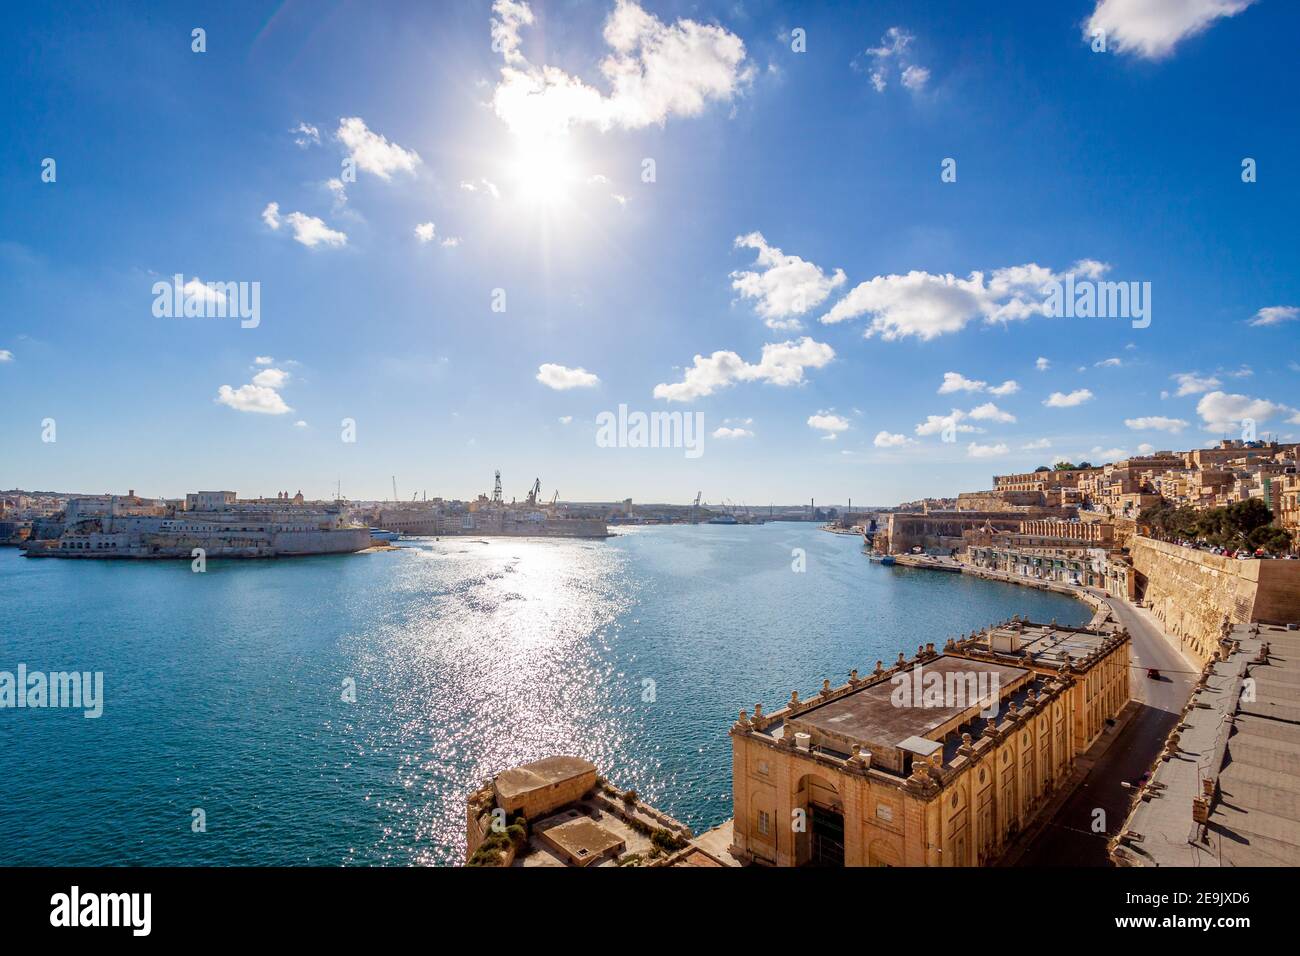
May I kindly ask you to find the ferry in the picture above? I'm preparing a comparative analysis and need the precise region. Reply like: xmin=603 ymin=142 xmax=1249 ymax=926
xmin=706 ymin=514 xmax=738 ymax=525
xmin=368 ymin=528 xmax=401 ymax=543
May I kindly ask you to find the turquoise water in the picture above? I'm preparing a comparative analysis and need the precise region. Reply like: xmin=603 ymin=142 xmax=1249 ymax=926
xmin=0 ymin=524 xmax=1087 ymax=865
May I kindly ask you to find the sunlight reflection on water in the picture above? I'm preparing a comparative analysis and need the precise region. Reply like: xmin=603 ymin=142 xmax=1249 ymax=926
xmin=0 ymin=526 xmax=1088 ymax=865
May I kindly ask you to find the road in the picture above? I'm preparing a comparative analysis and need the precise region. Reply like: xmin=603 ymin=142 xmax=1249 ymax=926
xmin=1015 ymin=592 xmax=1199 ymax=866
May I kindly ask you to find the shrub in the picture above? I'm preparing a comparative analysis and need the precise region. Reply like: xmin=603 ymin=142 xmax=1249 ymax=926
xmin=621 ymin=789 xmax=638 ymax=805
xmin=506 ymin=823 xmax=527 ymax=850
xmin=651 ymin=828 xmax=687 ymax=854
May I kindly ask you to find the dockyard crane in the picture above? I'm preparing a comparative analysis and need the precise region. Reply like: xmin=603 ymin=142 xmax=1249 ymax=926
xmin=692 ymin=491 xmax=701 ymax=524
xmin=526 ymin=477 xmax=541 ymax=506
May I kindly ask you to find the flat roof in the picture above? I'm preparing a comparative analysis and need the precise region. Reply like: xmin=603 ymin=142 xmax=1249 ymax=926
xmin=1116 ymin=623 xmax=1300 ymax=867
xmin=788 ymin=655 xmax=1030 ymax=752
xmin=988 ymin=623 xmax=1114 ymax=665
xmin=538 ymin=816 xmax=625 ymax=864
xmin=493 ymin=755 xmax=595 ymax=805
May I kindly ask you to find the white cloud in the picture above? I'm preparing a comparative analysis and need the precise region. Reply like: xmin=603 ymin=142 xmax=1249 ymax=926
xmin=653 ymin=337 xmax=834 ymax=402
xmin=1091 ymin=446 xmax=1128 ymax=461
xmin=807 ymin=412 xmax=849 ymax=438
xmin=291 ymin=122 xmax=320 ymax=148
xmin=1084 ymin=0 xmax=1258 ymax=60
xmin=938 ymin=371 xmax=986 ymax=394
xmin=713 ymin=426 xmax=753 ymax=439
xmin=873 ymin=430 xmax=913 ymax=448
xmin=251 ymin=367 xmax=290 ymax=389
xmin=900 ymin=64 xmax=930 ymax=90
xmin=264 ymin=201 xmax=346 ymax=247
xmin=1124 ymin=415 xmax=1188 ymax=433
xmin=491 ymin=0 xmax=534 ymax=65
xmin=558 ymin=415 xmax=573 ymax=425
xmin=1197 ymin=390 xmax=1297 ymax=432
xmin=968 ymin=402 xmax=1016 ymax=424
xmin=1249 ymin=305 xmax=1299 ymax=327
xmin=1044 ymin=389 xmax=1094 ymax=408
xmin=1021 ymin=438 xmax=1051 ymax=450
xmin=989 ymin=380 xmax=1020 ymax=396
xmin=863 ymin=27 xmax=929 ymax=94
xmin=1035 ymin=357 xmax=1051 ymax=371
xmin=490 ymin=0 xmax=752 ymax=143
xmin=414 ymin=222 xmax=436 ymax=243
xmin=284 ymin=212 xmax=346 ymax=248
xmin=216 ymin=384 xmax=292 ymax=415
xmin=1094 ymin=357 xmax=1122 ymax=368
xmin=0 ymin=349 xmax=13 ymax=362
xmin=820 ymin=260 xmax=1101 ymax=340
xmin=294 ymin=420 xmax=308 ymax=428
xmin=968 ymin=442 xmax=1009 ymax=458
xmin=254 ymin=356 xmax=274 ymax=366
xmin=441 ymin=236 xmax=462 ymax=247
xmin=181 ymin=278 xmax=227 ymax=307
xmin=536 ymin=363 xmax=600 ymax=390
xmin=336 ymin=117 xmax=421 ymax=180
xmin=460 ymin=178 xmax=501 ymax=198
xmin=1172 ymin=371 xmax=1221 ymax=396
xmin=731 ymin=232 xmax=845 ymax=329
xmin=914 ymin=409 xmax=981 ymax=437
xmin=326 ymin=177 xmax=347 ymax=206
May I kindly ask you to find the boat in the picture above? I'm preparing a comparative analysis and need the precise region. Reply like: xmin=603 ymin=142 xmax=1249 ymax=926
xmin=368 ymin=528 xmax=400 ymax=542
xmin=880 ymin=555 xmax=896 ymax=566
xmin=707 ymin=514 xmax=738 ymax=525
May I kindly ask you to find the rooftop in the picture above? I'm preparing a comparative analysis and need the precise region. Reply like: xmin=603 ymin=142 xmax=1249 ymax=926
xmin=1114 ymin=622 xmax=1300 ymax=867
xmin=782 ymin=655 xmax=1033 ymax=774
xmin=493 ymin=755 xmax=596 ymax=808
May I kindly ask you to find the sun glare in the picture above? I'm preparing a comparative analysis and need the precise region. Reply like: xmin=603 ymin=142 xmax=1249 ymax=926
xmin=508 ymin=136 xmax=579 ymax=207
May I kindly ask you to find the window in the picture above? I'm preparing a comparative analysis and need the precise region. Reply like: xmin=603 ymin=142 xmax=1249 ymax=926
xmin=757 ymin=810 xmax=770 ymax=836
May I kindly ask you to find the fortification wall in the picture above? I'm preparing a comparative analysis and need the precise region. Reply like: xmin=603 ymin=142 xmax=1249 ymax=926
xmin=1130 ymin=537 xmax=1300 ymax=662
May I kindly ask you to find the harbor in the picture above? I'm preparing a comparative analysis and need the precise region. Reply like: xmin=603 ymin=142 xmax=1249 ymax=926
xmin=0 ymin=523 xmax=1087 ymax=865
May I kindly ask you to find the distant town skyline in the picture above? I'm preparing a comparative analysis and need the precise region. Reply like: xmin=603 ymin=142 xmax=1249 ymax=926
xmin=3 ymin=0 xmax=1298 ymax=505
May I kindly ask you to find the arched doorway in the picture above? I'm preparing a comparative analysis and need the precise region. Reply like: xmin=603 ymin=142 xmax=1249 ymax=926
xmin=795 ymin=773 xmax=844 ymax=867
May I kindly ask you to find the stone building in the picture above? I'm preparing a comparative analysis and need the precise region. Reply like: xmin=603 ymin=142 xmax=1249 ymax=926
xmin=465 ymin=755 xmax=702 ymax=867
xmin=729 ymin=620 xmax=1130 ymax=866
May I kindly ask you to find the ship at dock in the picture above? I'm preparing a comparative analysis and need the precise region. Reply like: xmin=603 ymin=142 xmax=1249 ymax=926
xmin=369 ymin=472 xmax=609 ymax=540
xmin=20 ymin=490 xmax=371 ymax=559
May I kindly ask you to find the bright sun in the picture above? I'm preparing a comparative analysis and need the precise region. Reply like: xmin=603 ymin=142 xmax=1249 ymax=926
xmin=508 ymin=136 xmax=579 ymax=207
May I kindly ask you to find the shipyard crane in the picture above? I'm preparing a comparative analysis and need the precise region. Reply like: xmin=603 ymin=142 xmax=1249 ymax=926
xmin=526 ymin=477 xmax=541 ymax=506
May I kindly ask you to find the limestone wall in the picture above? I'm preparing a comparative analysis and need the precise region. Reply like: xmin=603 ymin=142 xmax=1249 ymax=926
xmin=1130 ymin=537 xmax=1300 ymax=661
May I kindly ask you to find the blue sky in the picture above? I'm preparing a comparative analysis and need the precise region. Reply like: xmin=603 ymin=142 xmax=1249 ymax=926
xmin=2 ymin=0 xmax=1297 ymax=505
